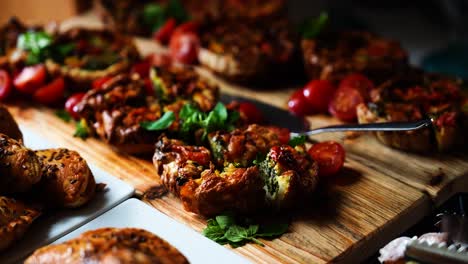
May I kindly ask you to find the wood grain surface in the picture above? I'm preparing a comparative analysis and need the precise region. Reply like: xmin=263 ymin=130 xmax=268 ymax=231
xmin=5 ymin=12 xmax=468 ymax=263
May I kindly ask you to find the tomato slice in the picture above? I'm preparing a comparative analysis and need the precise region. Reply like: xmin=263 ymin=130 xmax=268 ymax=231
xmin=238 ymin=102 xmax=263 ymax=124
xmin=328 ymin=86 xmax=366 ymax=122
xmin=13 ymin=65 xmax=47 ymax=94
xmin=302 ymin=79 xmax=336 ymax=114
xmin=308 ymin=141 xmax=346 ymax=177
xmin=268 ymin=126 xmax=291 ymax=145
xmin=33 ymin=77 xmax=65 ymax=105
xmin=153 ymin=18 xmax=177 ymax=44
xmin=0 ymin=70 xmax=12 ymax=101
xmin=92 ymin=76 xmax=113 ymax=90
xmin=131 ymin=61 xmax=151 ymax=78
xmin=339 ymin=73 xmax=374 ymax=96
xmin=169 ymin=32 xmax=200 ymax=65
xmin=288 ymin=89 xmax=311 ymax=116
xmin=65 ymin=92 xmax=86 ymax=120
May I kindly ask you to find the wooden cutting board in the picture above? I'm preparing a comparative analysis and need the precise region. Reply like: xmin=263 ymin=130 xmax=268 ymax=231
xmin=6 ymin=12 xmax=468 ymax=263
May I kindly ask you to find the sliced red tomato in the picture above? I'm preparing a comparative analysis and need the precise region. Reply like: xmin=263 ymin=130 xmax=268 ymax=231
xmin=173 ymin=21 xmax=199 ymax=35
xmin=131 ymin=61 xmax=151 ymax=78
xmin=65 ymin=92 xmax=86 ymax=120
xmin=153 ymin=18 xmax=177 ymax=44
xmin=302 ymin=79 xmax=336 ymax=114
xmin=268 ymin=126 xmax=290 ymax=145
xmin=339 ymin=73 xmax=374 ymax=96
xmin=0 ymin=70 xmax=12 ymax=101
xmin=92 ymin=76 xmax=113 ymax=90
xmin=33 ymin=77 xmax=65 ymax=105
xmin=13 ymin=65 xmax=47 ymax=94
xmin=169 ymin=32 xmax=200 ymax=64
xmin=288 ymin=89 xmax=311 ymax=116
xmin=238 ymin=102 xmax=263 ymax=124
xmin=328 ymin=86 xmax=365 ymax=122
xmin=308 ymin=141 xmax=346 ymax=177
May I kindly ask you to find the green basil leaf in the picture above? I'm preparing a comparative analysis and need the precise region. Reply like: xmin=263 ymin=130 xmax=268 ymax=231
xmin=74 ymin=119 xmax=90 ymax=139
xmin=257 ymin=222 xmax=289 ymax=237
xmin=17 ymin=31 xmax=52 ymax=54
xmin=55 ymin=109 xmax=72 ymax=123
xmin=215 ymin=213 xmax=235 ymax=230
xmin=225 ymin=225 xmax=249 ymax=243
xmin=140 ymin=111 xmax=175 ymax=131
xmin=288 ymin=135 xmax=307 ymax=147
xmin=300 ymin=12 xmax=329 ymax=39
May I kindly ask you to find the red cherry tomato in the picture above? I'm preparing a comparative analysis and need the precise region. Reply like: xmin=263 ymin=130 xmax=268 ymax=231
xmin=328 ymin=86 xmax=365 ymax=122
xmin=0 ymin=70 xmax=12 ymax=101
xmin=13 ymin=65 xmax=47 ymax=94
xmin=33 ymin=77 xmax=65 ymax=105
xmin=92 ymin=76 xmax=113 ymax=90
xmin=302 ymin=79 xmax=336 ymax=114
xmin=169 ymin=32 xmax=200 ymax=64
xmin=308 ymin=141 xmax=346 ymax=177
xmin=153 ymin=18 xmax=177 ymax=44
xmin=65 ymin=92 xmax=86 ymax=120
xmin=173 ymin=21 xmax=199 ymax=35
xmin=288 ymin=89 xmax=311 ymax=116
xmin=339 ymin=73 xmax=374 ymax=96
xmin=238 ymin=102 xmax=263 ymax=124
xmin=268 ymin=126 xmax=291 ymax=145
xmin=131 ymin=61 xmax=151 ymax=78
xmin=144 ymin=78 xmax=154 ymax=96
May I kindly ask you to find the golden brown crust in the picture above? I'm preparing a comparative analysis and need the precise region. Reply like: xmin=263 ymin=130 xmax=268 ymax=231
xmin=0 ymin=105 xmax=23 ymax=142
xmin=0 ymin=196 xmax=41 ymax=252
xmin=35 ymin=148 xmax=96 ymax=208
xmin=25 ymin=227 xmax=188 ymax=264
xmin=0 ymin=134 xmax=42 ymax=194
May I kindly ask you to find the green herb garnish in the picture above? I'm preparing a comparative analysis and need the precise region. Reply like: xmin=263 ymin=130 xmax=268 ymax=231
xmin=74 ymin=119 xmax=90 ymax=139
xmin=140 ymin=111 xmax=175 ymax=131
xmin=17 ymin=31 xmax=53 ymax=65
xmin=288 ymin=135 xmax=307 ymax=147
xmin=203 ymin=212 xmax=289 ymax=248
xmin=300 ymin=12 xmax=329 ymax=39
xmin=142 ymin=0 xmax=188 ymax=33
xmin=55 ymin=109 xmax=72 ymax=123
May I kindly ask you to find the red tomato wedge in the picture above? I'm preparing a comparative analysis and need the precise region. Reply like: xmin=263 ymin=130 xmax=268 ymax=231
xmin=238 ymin=102 xmax=264 ymax=124
xmin=153 ymin=18 xmax=177 ymax=44
xmin=308 ymin=141 xmax=346 ymax=177
xmin=0 ymin=70 xmax=12 ymax=101
xmin=288 ymin=89 xmax=310 ymax=116
xmin=302 ymin=79 xmax=336 ymax=113
xmin=92 ymin=76 xmax=113 ymax=90
xmin=267 ymin=126 xmax=291 ymax=145
xmin=65 ymin=92 xmax=86 ymax=120
xmin=328 ymin=86 xmax=365 ymax=122
xmin=169 ymin=32 xmax=200 ymax=64
xmin=13 ymin=65 xmax=47 ymax=94
xmin=33 ymin=77 xmax=65 ymax=105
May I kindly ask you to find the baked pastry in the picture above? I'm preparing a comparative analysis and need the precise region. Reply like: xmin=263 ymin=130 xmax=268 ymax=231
xmin=25 ymin=227 xmax=188 ymax=264
xmin=35 ymin=148 xmax=96 ymax=208
xmin=301 ymin=31 xmax=408 ymax=85
xmin=0 ymin=104 xmax=23 ymax=142
xmin=0 ymin=134 xmax=42 ymax=194
xmin=0 ymin=196 xmax=41 ymax=252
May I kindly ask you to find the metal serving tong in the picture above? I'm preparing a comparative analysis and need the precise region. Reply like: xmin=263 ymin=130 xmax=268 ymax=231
xmin=290 ymin=117 xmax=433 ymax=137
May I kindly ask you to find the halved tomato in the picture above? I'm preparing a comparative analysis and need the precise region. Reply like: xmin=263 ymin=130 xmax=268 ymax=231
xmin=169 ymin=32 xmax=200 ymax=64
xmin=308 ymin=141 xmax=345 ymax=177
xmin=328 ymin=86 xmax=365 ymax=122
xmin=238 ymin=102 xmax=263 ymax=124
xmin=288 ymin=89 xmax=310 ymax=116
xmin=339 ymin=73 xmax=374 ymax=97
xmin=13 ymin=65 xmax=47 ymax=94
xmin=65 ymin=92 xmax=86 ymax=120
xmin=33 ymin=77 xmax=65 ymax=105
xmin=302 ymin=79 xmax=336 ymax=113
xmin=0 ymin=70 xmax=12 ymax=101
xmin=153 ymin=18 xmax=177 ymax=44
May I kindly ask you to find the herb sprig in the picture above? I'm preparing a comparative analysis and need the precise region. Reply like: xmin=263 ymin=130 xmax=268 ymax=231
xmin=143 ymin=0 xmax=188 ymax=33
xmin=140 ymin=111 xmax=176 ymax=131
xmin=288 ymin=135 xmax=307 ymax=147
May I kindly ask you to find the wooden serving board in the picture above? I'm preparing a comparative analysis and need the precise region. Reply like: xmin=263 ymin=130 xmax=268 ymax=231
xmin=6 ymin=12 xmax=468 ymax=263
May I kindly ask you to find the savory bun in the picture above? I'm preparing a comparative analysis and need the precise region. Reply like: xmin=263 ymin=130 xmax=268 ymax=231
xmin=25 ymin=228 xmax=188 ymax=264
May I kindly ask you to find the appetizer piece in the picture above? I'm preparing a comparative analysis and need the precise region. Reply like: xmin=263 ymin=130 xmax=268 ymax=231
xmin=35 ymin=148 xmax=96 ymax=208
xmin=199 ymin=18 xmax=297 ymax=82
xmin=357 ymin=72 xmax=467 ymax=152
xmin=301 ymin=31 xmax=408 ymax=84
xmin=44 ymin=28 xmax=140 ymax=87
xmin=0 ymin=196 xmax=41 ymax=252
xmin=0 ymin=104 xmax=23 ymax=142
xmin=25 ymin=227 xmax=188 ymax=264
xmin=0 ymin=134 xmax=42 ymax=194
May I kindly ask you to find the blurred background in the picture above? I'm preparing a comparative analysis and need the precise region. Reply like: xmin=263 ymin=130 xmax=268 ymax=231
xmin=1 ymin=0 xmax=467 ymax=77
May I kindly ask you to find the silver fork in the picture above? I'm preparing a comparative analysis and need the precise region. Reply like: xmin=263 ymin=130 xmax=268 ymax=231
xmin=290 ymin=117 xmax=434 ymax=138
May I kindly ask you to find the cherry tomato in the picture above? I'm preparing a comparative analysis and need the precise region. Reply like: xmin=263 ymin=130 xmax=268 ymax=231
xmin=92 ymin=76 xmax=113 ymax=90
xmin=13 ymin=65 xmax=47 ymax=94
xmin=238 ymin=102 xmax=263 ymax=124
xmin=0 ymin=70 xmax=12 ymax=101
xmin=131 ymin=61 xmax=151 ymax=78
xmin=173 ymin=21 xmax=199 ymax=35
xmin=144 ymin=78 xmax=154 ymax=96
xmin=288 ymin=89 xmax=311 ymax=116
xmin=65 ymin=92 xmax=86 ymax=120
xmin=328 ymin=86 xmax=365 ymax=122
xmin=339 ymin=73 xmax=374 ymax=96
xmin=308 ymin=141 xmax=346 ymax=177
xmin=169 ymin=32 xmax=200 ymax=64
xmin=33 ymin=77 xmax=65 ymax=105
xmin=302 ymin=79 xmax=336 ymax=113
xmin=268 ymin=126 xmax=290 ymax=145
xmin=153 ymin=18 xmax=177 ymax=44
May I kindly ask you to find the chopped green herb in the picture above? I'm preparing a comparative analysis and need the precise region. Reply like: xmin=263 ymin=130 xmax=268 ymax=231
xmin=203 ymin=212 xmax=289 ymax=248
xmin=288 ymin=135 xmax=307 ymax=147
xmin=140 ymin=111 xmax=175 ymax=131
xmin=143 ymin=0 xmax=188 ymax=33
xmin=300 ymin=12 xmax=329 ymax=39
xmin=55 ymin=109 xmax=72 ymax=123
xmin=74 ymin=119 xmax=90 ymax=139
xmin=17 ymin=31 xmax=53 ymax=65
